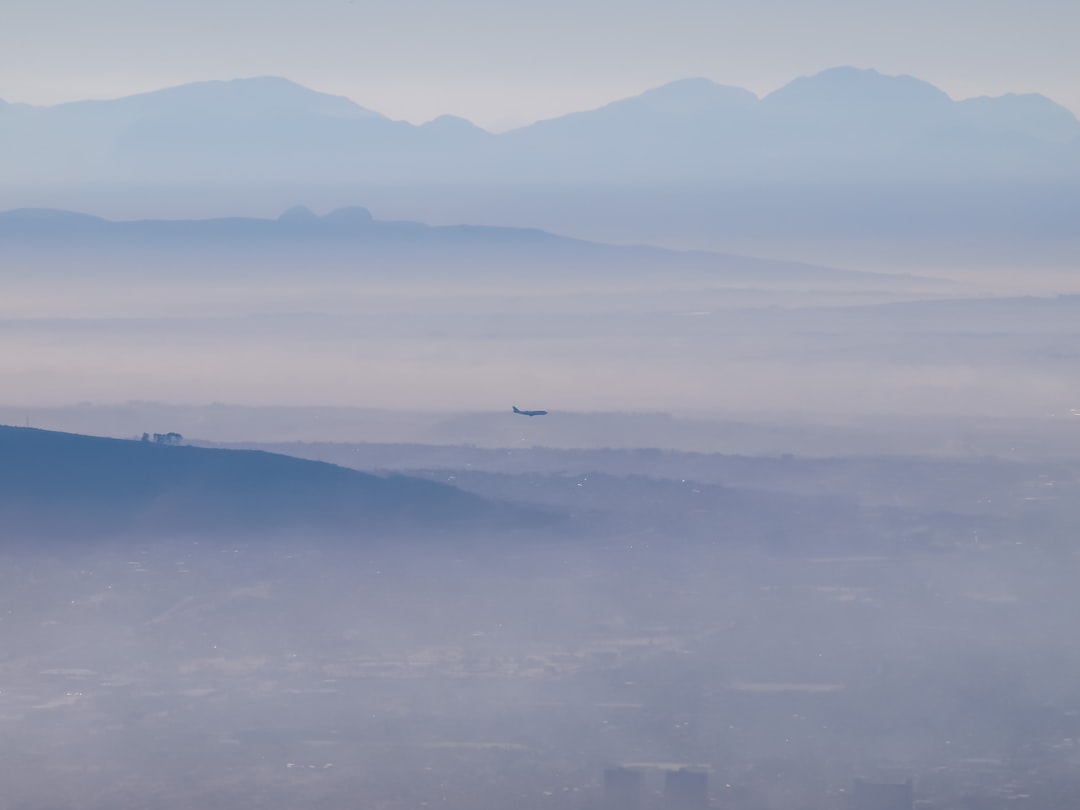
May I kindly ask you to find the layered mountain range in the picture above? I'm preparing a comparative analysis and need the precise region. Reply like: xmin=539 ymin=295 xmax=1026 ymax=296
xmin=4 ymin=67 xmax=1078 ymax=258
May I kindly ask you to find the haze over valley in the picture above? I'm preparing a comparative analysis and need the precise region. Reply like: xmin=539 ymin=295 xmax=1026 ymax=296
xmin=4 ymin=24 xmax=1080 ymax=809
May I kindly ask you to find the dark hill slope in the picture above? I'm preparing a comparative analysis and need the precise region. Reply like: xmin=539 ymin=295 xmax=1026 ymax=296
xmin=0 ymin=425 xmax=510 ymax=542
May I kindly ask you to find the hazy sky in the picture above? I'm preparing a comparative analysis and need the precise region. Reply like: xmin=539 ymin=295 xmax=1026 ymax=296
xmin=2 ymin=0 xmax=1079 ymax=130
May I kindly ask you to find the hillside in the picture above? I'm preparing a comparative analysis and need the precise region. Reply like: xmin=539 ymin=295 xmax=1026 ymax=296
xmin=0 ymin=425 xmax=509 ymax=542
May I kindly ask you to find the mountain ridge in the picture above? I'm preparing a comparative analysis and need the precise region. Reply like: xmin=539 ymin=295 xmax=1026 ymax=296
xmin=0 ymin=424 xmax=514 ymax=542
xmin=4 ymin=69 xmax=1077 ymax=135
xmin=0 ymin=206 xmax=917 ymax=287
xmin=2 ymin=67 xmax=1076 ymax=172
xmin=32 ymin=76 xmax=383 ymax=120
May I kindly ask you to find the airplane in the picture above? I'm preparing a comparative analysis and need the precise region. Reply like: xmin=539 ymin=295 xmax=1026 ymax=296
xmin=513 ymin=406 xmax=548 ymax=417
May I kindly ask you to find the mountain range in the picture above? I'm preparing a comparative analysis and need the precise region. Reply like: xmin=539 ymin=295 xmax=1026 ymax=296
xmin=4 ymin=67 xmax=1078 ymax=259
xmin=0 ymin=206 xmax=905 ymax=287
xmin=2 ymin=67 xmax=1076 ymax=188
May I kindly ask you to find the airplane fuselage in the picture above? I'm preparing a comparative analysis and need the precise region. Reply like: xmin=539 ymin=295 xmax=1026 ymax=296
xmin=513 ymin=406 xmax=548 ymax=417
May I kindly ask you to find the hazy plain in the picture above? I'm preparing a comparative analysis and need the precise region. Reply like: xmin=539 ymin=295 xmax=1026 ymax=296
xmin=4 ymin=62 xmax=1080 ymax=810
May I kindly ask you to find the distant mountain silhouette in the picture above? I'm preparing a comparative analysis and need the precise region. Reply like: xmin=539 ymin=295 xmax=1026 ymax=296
xmin=0 ymin=207 xmax=909 ymax=287
xmin=504 ymin=77 xmax=758 ymax=141
xmin=1 ymin=68 xmax=1077 ymax=187
xmin=956 ymin=92 xmax=1080 ymax=143
xmin=0 ymin=425 xmax=512 ymax=543
xmin=69 ymin=76 xmax=381 ymax=120
xmin=3 ymin=68 xmax=1077 ymax=254
xmin=762 ymin=66 xmax=954 ymax=120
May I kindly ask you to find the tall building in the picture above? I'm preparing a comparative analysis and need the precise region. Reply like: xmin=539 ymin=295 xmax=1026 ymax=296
xmin=665 ymin=769 xmax=708 ymax=810
xmin=852 ymin=778 xmax=914 ymax=810
xmin=604 ymin=767 xmax=642 ymax=810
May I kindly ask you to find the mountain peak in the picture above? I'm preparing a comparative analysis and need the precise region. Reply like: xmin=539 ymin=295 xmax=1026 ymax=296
xmin=518 ymin=76 xmax=757 ymax=135
xmin=278 ymin=205 xmax=320 ymax=223
xmin=632 ymin=77 xmax=759 ymax=113
xmin=421 ymin=114 xmax=490 ymax=135
xmin=765 ymin=66 xmax=953 ymax=110
xmin=643 ymin=77 xmax=755 ymax=99
xmin=59 ymin=76 xmax=384 ymax=120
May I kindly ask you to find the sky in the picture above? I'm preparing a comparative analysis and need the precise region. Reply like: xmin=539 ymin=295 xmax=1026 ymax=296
xmin=2 ymin=0 xmax=1079 ymax=130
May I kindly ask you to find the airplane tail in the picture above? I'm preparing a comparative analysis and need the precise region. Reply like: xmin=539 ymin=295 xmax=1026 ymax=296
xmin=512 ymin=406 xmax=521 ymax=413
